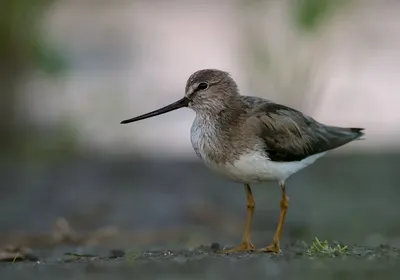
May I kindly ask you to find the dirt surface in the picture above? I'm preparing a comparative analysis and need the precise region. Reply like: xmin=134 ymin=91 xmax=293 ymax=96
xmin=1 ymin=243 xmax=400 ymax=280
xmin=1 ymin=155 xmax=400 ymax=279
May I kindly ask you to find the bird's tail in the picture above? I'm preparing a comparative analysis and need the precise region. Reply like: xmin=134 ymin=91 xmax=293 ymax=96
xmin=324 ymin=126 xmax=366 ymax=146
xmin=349 ymin=127 xmax=365 ymax=140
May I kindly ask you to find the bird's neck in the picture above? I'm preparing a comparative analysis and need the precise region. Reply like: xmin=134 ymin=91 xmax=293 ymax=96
xmin=191 ymin=99 xmax=244 ymax=165
xmin=193 ymin=100 xmax=243 ymax=145
xmin=196 ymin=96 xmax=243 ymax=122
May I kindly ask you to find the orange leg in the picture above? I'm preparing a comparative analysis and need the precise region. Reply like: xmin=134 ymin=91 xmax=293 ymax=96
xmin=258 ymin=181 xmax=289 ymax=253
xmin=222 ymin=184 xmax=255 ymax=253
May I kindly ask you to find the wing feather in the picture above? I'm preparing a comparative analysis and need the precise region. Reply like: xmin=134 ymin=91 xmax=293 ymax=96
xmin=246 ymin=101 xmax=364 ymax=162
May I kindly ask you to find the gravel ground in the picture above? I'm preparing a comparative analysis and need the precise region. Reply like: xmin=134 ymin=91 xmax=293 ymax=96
xmin=1 ymin=155 xmax=399 ymax=279
xmin=1 ymin=243 xmax=400 ymax=280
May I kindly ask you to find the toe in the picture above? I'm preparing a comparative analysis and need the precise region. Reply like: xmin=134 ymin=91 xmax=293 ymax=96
xmin=220 ymin=242 xmax=255 ymax=254
xmin=258 ymin=244 xmax=281 ymax=254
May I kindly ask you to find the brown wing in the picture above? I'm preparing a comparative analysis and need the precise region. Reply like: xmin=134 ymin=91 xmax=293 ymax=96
xmin=247 ymin=102 xmax=364 ymax=162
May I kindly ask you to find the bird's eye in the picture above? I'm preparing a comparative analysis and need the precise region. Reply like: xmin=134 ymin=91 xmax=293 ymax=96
xmin=197 ymin=83 xmax=208 ymax=90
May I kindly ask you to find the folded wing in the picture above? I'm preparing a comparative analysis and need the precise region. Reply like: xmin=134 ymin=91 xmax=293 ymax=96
xmin=246 ymin=102 xmax=364 ymax=162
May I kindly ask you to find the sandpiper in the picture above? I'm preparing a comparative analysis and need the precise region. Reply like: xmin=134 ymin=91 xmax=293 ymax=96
xmin=121 ymin=69 xmax=364 ymax=254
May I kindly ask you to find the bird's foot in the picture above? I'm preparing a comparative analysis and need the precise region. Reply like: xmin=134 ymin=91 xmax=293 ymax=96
xmin=258 ymin=243 xmax=281 ymax=254
xmin=220 ymin=241 xmax=255 ymax=254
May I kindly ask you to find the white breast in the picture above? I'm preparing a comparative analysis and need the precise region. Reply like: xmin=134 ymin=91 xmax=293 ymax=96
xmin=190 ymin=115 xmax=216 ymax=160
xmin=202 ymin=151 xmax=327 ymax=184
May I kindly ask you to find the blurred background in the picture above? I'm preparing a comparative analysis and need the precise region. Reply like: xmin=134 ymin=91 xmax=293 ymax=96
xmin=0 ymin=0 xmax=399 ymax=258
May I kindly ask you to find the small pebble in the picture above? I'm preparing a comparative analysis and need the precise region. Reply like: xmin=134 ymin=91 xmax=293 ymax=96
xmin=211 ymin=242 xmax=220 ymax=251
xmin=109 ymin=249 xmax=126 ymax=258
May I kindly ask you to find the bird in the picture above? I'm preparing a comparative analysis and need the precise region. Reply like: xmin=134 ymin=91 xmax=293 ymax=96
xmin=120 ymin=69 xmax=364 ymax=254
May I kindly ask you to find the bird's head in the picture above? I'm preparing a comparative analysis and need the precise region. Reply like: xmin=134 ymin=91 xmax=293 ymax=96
xmin=120 ymin=69 xmax=240 ymax=124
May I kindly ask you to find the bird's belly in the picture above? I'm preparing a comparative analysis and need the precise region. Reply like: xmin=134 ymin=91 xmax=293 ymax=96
xmin=203 ymin=151 xmax=327 ymax=184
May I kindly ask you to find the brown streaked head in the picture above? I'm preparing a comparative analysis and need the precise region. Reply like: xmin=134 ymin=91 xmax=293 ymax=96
xmin=184 ymin=69 xmax=240 ymax=113
xmin=120 ymin=69 xmax=240 ymax=124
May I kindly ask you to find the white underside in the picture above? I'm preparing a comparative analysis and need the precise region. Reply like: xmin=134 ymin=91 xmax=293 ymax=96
xmin=203 ymin=151 xmax=327 ymax=184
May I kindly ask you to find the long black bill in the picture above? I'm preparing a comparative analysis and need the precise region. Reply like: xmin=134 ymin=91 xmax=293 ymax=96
xmin=120 ymin=97 xmax=189 ymax=124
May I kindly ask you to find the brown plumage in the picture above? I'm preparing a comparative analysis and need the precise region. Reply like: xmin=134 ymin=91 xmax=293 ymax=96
xmin=243 ymin=98 xmax=364 ymax=162
xmin=121 ymin=69 xmax=365 ymax=254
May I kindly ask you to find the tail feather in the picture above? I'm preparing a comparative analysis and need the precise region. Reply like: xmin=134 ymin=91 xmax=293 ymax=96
xmin=349 ymin=127 xmax=365 ymax=140
xmin=323 ymin=126 xmax=366 ymax=149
